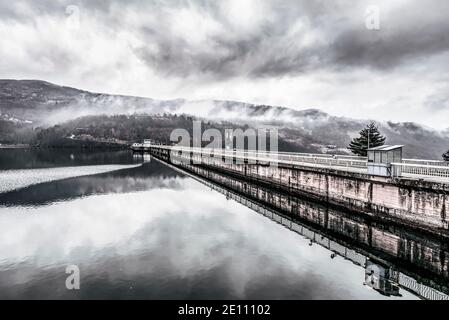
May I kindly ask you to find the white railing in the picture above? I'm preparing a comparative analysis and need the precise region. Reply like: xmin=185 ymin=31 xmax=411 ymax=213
xmin=392 ymin=162 xmax=449 ymax=179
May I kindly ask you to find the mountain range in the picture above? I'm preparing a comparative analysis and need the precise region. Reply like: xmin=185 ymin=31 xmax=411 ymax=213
xmin=0 ymin=79 xmax=448 ymax=159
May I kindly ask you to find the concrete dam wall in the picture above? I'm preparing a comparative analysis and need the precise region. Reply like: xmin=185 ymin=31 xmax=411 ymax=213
xmin=149 ymin=146 xmax=449 ymax=237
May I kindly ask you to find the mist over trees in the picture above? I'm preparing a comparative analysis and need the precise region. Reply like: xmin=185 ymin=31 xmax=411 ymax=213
xmin=32 ymin=114 xmax=260 ymax=148
xmin=2 ymin=80 xmax=449 ymax=159
xmin=34 ymin=114 xmax=199 ymax=147
xmin=0 ymin=120 xmax=34 ymax=145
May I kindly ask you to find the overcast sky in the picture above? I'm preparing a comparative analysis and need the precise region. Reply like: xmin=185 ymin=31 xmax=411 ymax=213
xmin=1 ymin=0 xmax=449 ymax=129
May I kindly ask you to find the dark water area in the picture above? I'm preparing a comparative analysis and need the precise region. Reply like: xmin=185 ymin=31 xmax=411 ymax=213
xmin=0 ymin=148 xmax=136 ymax=169
xmin=0 ymin=150 xmax=447 ymax=299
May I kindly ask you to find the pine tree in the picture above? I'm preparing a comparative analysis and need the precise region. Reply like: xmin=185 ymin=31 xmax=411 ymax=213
xmin=443 ymin=150 xmax=449 ymax=162
xmin=348 ymin=122 xmax=386 ymax=156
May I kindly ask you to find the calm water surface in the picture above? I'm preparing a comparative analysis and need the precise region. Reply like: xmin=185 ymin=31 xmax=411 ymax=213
xmin=0 ymin=149 xmax=429 ymax=299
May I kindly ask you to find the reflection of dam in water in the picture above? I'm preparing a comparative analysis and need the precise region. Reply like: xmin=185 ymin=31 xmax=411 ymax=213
xmin=154 ymin=157 xmax=449 ymax=300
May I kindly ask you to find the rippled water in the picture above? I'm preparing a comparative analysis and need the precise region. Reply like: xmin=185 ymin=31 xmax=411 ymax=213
xmin=0 ymin=149 xmax=432 ymax=299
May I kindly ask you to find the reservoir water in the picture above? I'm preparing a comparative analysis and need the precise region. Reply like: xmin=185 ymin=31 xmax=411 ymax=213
xmin=0 ymin=149 xmax=447 ymax=299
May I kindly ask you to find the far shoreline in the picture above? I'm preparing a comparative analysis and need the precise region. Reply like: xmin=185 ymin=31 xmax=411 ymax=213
xmin=0 ymin=144 xmax=129 ymax=150
xmin=0 ymin=144 xmax=31 ymax=150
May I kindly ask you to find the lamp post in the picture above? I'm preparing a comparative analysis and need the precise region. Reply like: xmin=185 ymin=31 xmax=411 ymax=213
xmin=367 ymin=129 xmax=370 ymax=151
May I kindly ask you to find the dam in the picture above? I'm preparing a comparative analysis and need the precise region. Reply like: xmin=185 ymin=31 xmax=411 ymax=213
xmin=145 ymin=145 xmax=449 ymax=238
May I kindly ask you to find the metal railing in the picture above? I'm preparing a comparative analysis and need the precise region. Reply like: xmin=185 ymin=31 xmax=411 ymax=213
xmin=392 ymin=162 xmax=449 ymax=179
xmin=162 ymin=146 xmax=368 ymax=170
xmin=403 ymin=159 xmax=449 ymax=166
xmin=397 ymin=273 xmax=449 ymax=300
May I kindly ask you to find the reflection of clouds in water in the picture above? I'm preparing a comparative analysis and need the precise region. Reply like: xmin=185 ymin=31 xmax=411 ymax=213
xmin=0 ymin=179 xmax=202 ymax=264
xmin=0 ymin=177 xmax=416 ymax=299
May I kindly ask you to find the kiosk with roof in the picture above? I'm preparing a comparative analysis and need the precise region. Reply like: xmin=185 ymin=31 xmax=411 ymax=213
xmin=367 ymin=145 xmax=404 ymax=177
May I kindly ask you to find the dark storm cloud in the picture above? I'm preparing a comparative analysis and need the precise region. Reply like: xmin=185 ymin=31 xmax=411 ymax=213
xmin=3 ymin=0 xmax=449 ymax=80
xmin=133 ymin=34 xmax=266 ymax=79
xmin=124 ymin=0 xmax=449 ymax=79
xmin=128 ymin=0 xmax=340 ymax=79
